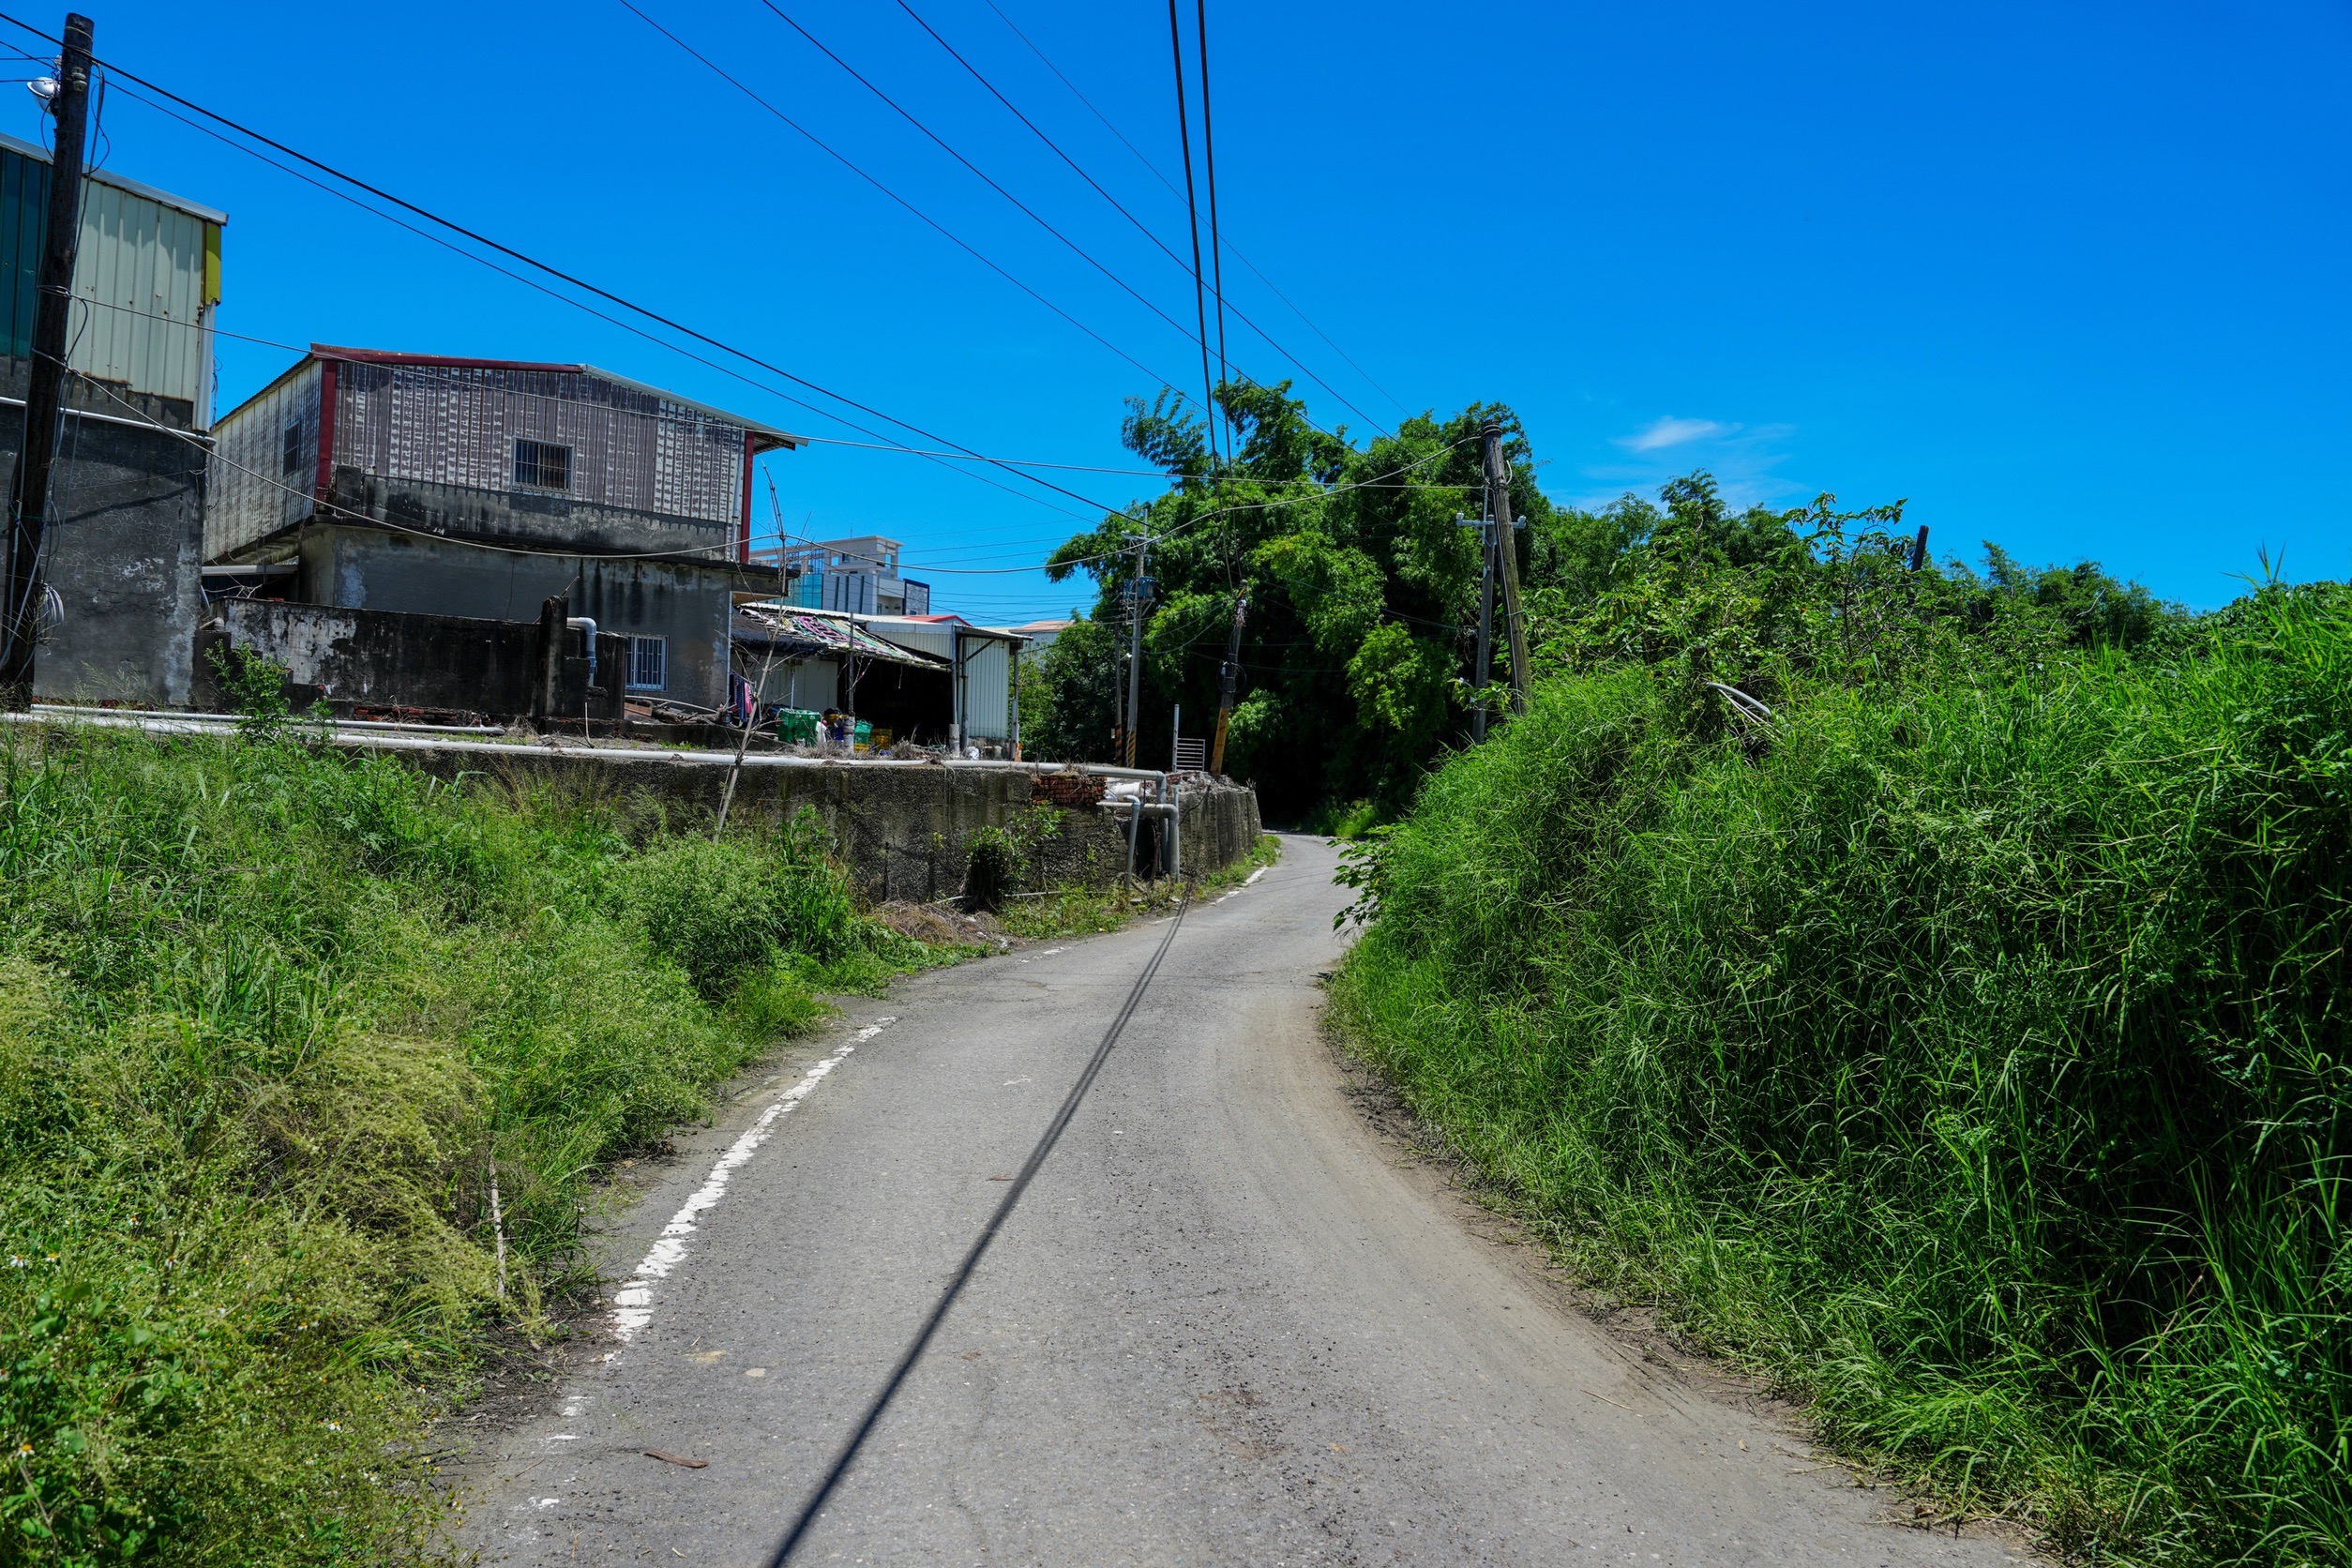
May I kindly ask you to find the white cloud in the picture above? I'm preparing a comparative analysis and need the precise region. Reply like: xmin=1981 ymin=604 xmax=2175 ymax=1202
xmin=1618 ymin=415 xmax=1736 ymax=452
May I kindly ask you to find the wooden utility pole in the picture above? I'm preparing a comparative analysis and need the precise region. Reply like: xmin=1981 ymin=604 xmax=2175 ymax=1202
xmin=1123 ymin=542 xmax=1150 ymax=767
xmin=1208 ymin=583 xmax=1247 ymax=775
xmin=1481 ymin=419 xmax=1530 ymax=717
xmin=0 ymin=12 xmax=92 ymax=708
xmin=1470 ymin=509 xmax=1496 ymax=744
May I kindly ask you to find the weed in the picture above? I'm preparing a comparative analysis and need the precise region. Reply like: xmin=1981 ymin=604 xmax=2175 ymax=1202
xmin=1334 ymin=582 xmax=2352 ymax=1566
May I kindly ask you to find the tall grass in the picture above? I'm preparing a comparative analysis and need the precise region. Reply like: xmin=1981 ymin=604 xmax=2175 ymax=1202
xmin=1334 ymin=583 xmax=2351 ymax=1565
xmin=0 ymin=726 xmax=899 ymax=1564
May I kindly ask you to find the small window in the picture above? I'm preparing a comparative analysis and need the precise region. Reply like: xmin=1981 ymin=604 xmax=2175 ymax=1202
xmin=513 ymin=439 xmax=571 ymax=491
xmin=626 ymin=635 xmax=666 ymax=692
xmin=281 ymin=420 xmax=305 ymax=475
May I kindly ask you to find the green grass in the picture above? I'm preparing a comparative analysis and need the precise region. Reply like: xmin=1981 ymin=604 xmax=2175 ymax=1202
xmin=993 ymin=831 xmax=1282 ymax=941
xmin=1332 ymin=584 xmax=2351 ymax=1566
xmin=0 ymin=725 xmax=942 ymax=1565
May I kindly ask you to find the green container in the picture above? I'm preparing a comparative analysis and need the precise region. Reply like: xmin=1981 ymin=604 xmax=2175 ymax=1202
xmin=774 ymin=708 xmax=822 ymax=744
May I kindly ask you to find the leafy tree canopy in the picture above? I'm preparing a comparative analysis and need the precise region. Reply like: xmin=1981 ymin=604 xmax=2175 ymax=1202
xmin=1021 ymin=382 xmax=2185 ymax=821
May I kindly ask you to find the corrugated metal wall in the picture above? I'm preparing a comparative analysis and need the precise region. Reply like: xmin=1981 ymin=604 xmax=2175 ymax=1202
xmin=866 ymin=621 xmax=1016 ymax=740
xmin=0 ymin=145 xmax=219 ymax=423
xmin=70 ymin=178 xmax=215 ymax=417
xmin=331 ymin=363 xmax=746 ymax=524
xmin=0 ymin=150 xmax=42 ymax=360
xmin=205 ymin=360 xmax=320 ymax=559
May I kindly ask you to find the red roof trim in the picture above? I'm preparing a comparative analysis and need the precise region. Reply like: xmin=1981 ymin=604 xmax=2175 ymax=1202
xmin=310 ymin=343 xmax=585 ymax=374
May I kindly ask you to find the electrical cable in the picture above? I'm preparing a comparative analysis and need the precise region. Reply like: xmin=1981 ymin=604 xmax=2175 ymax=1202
xmin=1194 ymin=0 xmax=1229 ymax=442
xmin=1164 ymin=0 xmax=1218 ymax=464
xmin=0 ymin=8 xmax=1123 ymax=526
xmin=96 ymin=75 xmax=1101 ymax=529
xmin=977 ymin=0 xmax=1410 ymax=422
xmin=61 ymin=364 xmax=794 ymax=567
xmin=754 ymin=0 xmax=1279 ymax=439
xmin=613 ymin=1 xmax=1214 ymax=471
xmin=890 ymin=0 xmax=1387 ymax=438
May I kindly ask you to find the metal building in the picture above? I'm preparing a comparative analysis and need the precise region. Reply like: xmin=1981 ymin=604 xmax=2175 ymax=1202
xmin=0 ymin=128 xmax=222 ymax=431
xmin=0 ymin=129 xmax=223 ymax=705
xmin=207 ymin=347 xmax=802 ymax=563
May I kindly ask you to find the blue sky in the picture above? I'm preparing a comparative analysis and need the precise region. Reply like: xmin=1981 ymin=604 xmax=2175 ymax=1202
xmin=10 ymin=0 xmax=2346 ymax=619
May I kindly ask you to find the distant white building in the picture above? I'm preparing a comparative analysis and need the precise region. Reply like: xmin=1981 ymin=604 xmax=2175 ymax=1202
xmin=759 ymin=534 xmax=930 ymax=616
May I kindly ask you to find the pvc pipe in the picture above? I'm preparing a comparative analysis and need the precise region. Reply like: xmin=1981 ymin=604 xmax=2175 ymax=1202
xmin=4 ymin=711 xmax=1174 ymax=780
xmin=565 ymin=617 xmax=598 ymax=686
xmin=29 ymin=704 xmax=505 ymax=737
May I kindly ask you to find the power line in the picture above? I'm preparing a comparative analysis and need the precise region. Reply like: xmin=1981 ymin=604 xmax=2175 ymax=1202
xmin=1164 ymin=0 xmax=1218 ymax=465
xmin=0 ymin=8 xmax=1122 ymax=528
xmin=978 ymin=0 xmax=1411 ymax=422
xmin=889 ymin=0 xmax=1388 ymax=438
xmin=755 ymin=0 xmax=1257 ymax=429
xmin=1194 ymin=0 xmax=1229 ymax=436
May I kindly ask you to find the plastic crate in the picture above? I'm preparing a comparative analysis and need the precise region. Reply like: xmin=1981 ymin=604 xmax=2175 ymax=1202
xmin=773 ymin=708 xmax=822 ymax=744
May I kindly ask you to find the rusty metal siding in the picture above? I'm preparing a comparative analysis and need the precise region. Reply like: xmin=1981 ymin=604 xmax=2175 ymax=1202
xmin=330 ymin=362 xmax=746 ymax=526
xmin=205 ymin=359 xmax=321 ymax=559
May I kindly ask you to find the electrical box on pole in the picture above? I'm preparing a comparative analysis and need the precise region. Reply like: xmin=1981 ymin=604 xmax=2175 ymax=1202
xmin=0 ymin=12 xmax=93 ymax=708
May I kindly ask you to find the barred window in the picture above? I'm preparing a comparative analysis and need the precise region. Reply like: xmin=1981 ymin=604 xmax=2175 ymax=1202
xmin=513 ymin=439 xmax=571 ymax=491
xmin=626 ymin=635 xmax=666 ymax=692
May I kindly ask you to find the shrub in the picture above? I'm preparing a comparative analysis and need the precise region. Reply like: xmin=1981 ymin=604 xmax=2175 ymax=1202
xmin=1335 ymin=581 xmax=2352 ymax=1565
xmin=0 ymin=727 xmax=859 ymax=1565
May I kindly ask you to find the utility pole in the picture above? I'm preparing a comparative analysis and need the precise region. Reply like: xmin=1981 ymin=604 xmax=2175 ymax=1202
xmin=1468 ymin=509 xmax=1496 ymax=744
xmin=1481 ymin=418 xmax=1530 ymax=717
xmin=1208 ymin=583 xmax=1247 ymax=776
xmin=0 ymin=12 xmax=92 ymax=709
xmin=1123 ymin=541 xmax=1151 ymax=767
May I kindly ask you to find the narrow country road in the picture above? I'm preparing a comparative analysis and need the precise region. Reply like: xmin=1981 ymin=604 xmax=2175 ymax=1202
xmin=461 ymin=836 xmax=2019 ymax=1566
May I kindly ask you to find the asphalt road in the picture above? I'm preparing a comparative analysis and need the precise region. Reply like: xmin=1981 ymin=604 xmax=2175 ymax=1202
xmin=461 ymin=835 xmax=2021 ymax=1567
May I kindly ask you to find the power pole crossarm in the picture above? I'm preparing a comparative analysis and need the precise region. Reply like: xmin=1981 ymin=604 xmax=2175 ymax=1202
xmin=1 ymin=12 xmax=93 ymax=708
xmin=1481 ymin=418 xmax=1531 ymax=717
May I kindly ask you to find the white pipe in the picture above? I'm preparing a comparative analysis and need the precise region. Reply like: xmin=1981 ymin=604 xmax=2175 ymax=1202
xmin=30 ymin=704 xmax=505 ymax=736
xmin=2 ymin=710 xmax=1168 ymax=778
xmin=565 ymin=617 xmax=598 ymax=686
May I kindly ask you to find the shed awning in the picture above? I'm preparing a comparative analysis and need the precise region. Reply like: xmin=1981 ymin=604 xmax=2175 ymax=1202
xmin=732 ymin=605 xmax=950 ymax=671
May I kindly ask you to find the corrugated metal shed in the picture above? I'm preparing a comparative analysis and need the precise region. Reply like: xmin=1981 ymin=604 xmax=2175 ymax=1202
xmin=0 ymin=130 xmax=223 ymax=428
xmin=863 ymin=616 xmax=1025 ymax=741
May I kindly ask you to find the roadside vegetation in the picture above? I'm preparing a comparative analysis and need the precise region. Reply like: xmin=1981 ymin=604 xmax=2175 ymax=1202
xmin=0 ymin=713 xmax=940 ymax=1565
xmin=1330 ymin=490 xmax=2349 ymax=1565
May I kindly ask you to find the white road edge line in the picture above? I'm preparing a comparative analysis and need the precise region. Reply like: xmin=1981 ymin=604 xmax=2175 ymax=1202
xmin=1244 ymin=866 xmax=1268 ymax=884
xmin=606 ymin=1018 xmax=896 ymax=1351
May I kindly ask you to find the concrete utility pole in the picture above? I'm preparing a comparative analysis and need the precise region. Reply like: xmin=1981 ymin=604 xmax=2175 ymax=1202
xmin=1208 ymin=583 xmax=1247 ymax=775
xmin=0 ymin=12 xmax=92 ymax=708
xmin=1123 ymin=541 xmax=1150 ymax=767
xmin=1470 ymin=508 xmax=1496 ymax=744
xmin=1480 ymin=419 xmax=1530 ymax=717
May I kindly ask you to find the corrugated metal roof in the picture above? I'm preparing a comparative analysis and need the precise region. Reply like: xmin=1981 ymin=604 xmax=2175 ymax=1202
xmin=0 ymin=129 xmax=227 ymax=223
xmin=734 ymin=605 xmax=948 ymax=671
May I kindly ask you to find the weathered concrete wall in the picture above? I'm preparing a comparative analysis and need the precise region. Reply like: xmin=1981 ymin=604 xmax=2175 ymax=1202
xmin=327 ymin=468 xmax=736 ymax=558
xmin=196 ymin=598 xmax=636 ymax=721
xmin=0 ymin=400 xmax=203 ymax=706
xmin=291 ymin=524 xmax=776 ymax=710
xmin=385 ymin=745 xmax=1263 ymax=901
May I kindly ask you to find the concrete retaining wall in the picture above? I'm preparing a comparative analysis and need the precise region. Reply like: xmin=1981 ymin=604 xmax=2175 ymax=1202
xmin=387 ymin=744 xmax=1263 ymax=901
